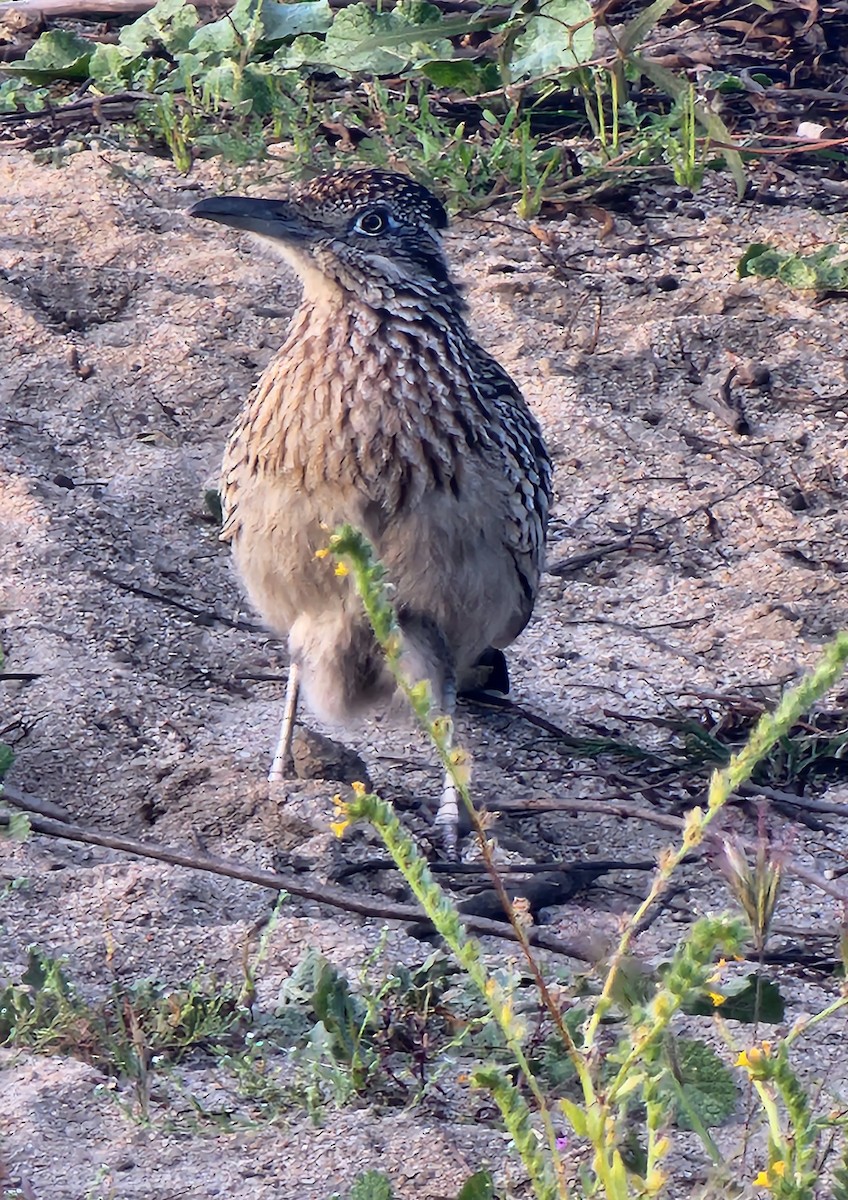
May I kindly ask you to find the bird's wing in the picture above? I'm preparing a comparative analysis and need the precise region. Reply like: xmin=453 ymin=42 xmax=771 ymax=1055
xmin=468 ymin=346 xmax=553 ymax=635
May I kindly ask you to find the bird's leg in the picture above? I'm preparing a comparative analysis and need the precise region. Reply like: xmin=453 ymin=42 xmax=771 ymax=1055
xmin=269 ymin=661 xmax=300 ymax=783
xmin=432 ymin=679 xmax=460 ymax=859
xmin=434 ymin=762 xmax=459 ymax=859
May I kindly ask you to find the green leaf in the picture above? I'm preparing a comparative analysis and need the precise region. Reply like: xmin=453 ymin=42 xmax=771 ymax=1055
xmin=631 ymin=53 xmax=747 ymax=198
xmin=737 ymin=243 xmax=848 ymax=291
xmin=616 ymin=0 xmax=677 ymax=56
xmin=559 ymin=1096 xmax=588 ymax=1138
xmin=262 ymin=0 xmax=333 ymax=40
xmin=12 ymin=30 xmax=94 ymax=81
xmin=737 ymin=242 xmax=777 ymax=278
xmin=88 ymin=43 xmax=146 ymax=91
xmin=686 ymin=973 xmax=785 ymax=1023
xmin=509 ymin=0 xmax=595 ymax=81
xmin=419 ymin=59 xmax=500 ymax=94
xmin=120 ymin=0 xmax=200 ymax=55
xmin=0 ymin=743 xmax=13 ymax=780
xmin=285 ymin=1 xmax=451 ymax=75
xmin=3 ymin=810 xmax=30 ymax=841
xmin=664 ymin=1037 xmax=737 ymax=1128
xmin=349 ymin=1172 xmax=394 ymax=1200
xmin=311 ymin=958 xmax=367 ymax=1064
xmin=190 ymin=0 xmax=331 ymax=56
xmin=779 ymin=251 xmax=843 ymax=290
xmin=456 ymin=1170 xmax=495 ymax=1200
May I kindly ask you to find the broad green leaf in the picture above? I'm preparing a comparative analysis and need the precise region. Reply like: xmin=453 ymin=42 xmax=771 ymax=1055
xmin=284 ymin=1 xmax=451 ymax=75
xmin=89 ymin=43 xmax=145 ymax=91
xmin=190 ymin=0 xmax=331 ymax=55
xmin=13 ymin=30 xmax=94 ymax=81
xmin=349 ymin=1171 xmax=394 ymax=1200
xmin=686 ymin=972 xmax=785 ymax=1023
xmin=738 ymin=243 xmax=848 ymax=291
xmin=120 ymin=0 xmax=200 ymax=55
xmin=419 ymin=59 xmax=500 ymax=94
xmin=665 ymin=1037 xmax=738 ymax=1128
xmin=3 ymin=810 xmax=29 ymax=841
xmin=559 ymin=1095 xmax=588 ymax=1137
xmin=456 ymin=1170 xmax=495 ymax=1200
xmin=616 ymin=0 xmax=677 ymax=55
xmin=779 ymin=251 xmax=843 ymax=290
xmin=261 ymin=0 xmax=332 ymax=40
xmin=509 ymin=0 xmax=594 ymax=81
xmin=737 ymin=242 xmax=777 ymax=278
xmin=197 ymin=61 xmax=278 ymax=113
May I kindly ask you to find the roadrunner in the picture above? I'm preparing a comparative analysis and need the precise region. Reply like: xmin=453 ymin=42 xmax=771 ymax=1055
xmin=190 ymin=169 xmax=552 ymax=853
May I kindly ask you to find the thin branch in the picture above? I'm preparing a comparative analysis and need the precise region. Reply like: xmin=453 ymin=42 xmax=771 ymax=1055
xmin=0 ymin=808 xmax=599 ymax=961
xmin=495 ymin=796 xmax=848 ymax=902
xmin=546 ymin=472 xmax=766 ymax=577
xmin=2 ymin=782 xmax=72 ymax=822
xmin=96 ymin=571 xmax=264 ymax=634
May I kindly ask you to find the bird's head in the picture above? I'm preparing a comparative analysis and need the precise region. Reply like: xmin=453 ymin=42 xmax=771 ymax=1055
xmin=189 ymin=169 xmax=453 ymax=307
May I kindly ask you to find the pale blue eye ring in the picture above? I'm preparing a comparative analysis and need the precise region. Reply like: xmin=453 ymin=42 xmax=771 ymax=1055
xmin=355 ymin=210 xmax=387 ymax=235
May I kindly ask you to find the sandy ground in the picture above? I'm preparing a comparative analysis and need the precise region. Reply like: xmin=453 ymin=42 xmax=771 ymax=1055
xmin=3 ymin=147 xmax=848 ymax=1198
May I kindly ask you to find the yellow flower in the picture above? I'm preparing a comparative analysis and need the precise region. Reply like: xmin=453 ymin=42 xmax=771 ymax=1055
xmin=448 ymin=746 xmax=472 ymax=787
xmin=737 ymin=1041 xmax=771 ymax=1071
xmin=754 ymin=1161 xmax=787 ymax=1188
xmin=708 ymin=991 xmax=727 ymax=1007
xmin=331 ymin=794 xmax=351 ymax=838
xmin=334 ymin=562 xmax=349 ymax=577
xmin=644 ymin=1168 xmax=667 ymax=1194
xmin=314 ymin=547 xmax=330 ymax=560
xmin=351 ymin=780 xmax=367 ymax=798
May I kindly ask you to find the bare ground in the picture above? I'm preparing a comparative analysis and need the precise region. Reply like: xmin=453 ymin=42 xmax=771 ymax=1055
xmin=3 ymin=147 xmax=848 ymax=1198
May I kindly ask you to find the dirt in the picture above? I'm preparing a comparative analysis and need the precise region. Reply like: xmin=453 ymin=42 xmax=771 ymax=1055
xmin=3 ymin=147 xmax=848 ymax=1198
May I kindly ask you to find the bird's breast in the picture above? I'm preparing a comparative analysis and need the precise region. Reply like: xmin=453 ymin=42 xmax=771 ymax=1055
xmin=224 ymin=303 xmax=479 ymax=519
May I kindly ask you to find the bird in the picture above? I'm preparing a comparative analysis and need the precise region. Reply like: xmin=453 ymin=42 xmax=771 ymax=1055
xmin=189 ymin=168 xmax=552 ymax=854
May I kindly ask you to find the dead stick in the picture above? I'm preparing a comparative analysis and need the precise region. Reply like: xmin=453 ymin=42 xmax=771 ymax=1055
xmin=496 ymin=796 xmax=848 ymax=902
xmin=0 ymin=809 xmax=598 ymax=961
xmin=2 ymin=783 xmax=72 ymax=823
xmin=0 ymin=0 xmax=220 ymax=15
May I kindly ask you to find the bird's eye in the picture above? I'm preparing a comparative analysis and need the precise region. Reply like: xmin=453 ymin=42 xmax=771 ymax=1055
xmin=355 ymin=210 xmax=387 ymax=236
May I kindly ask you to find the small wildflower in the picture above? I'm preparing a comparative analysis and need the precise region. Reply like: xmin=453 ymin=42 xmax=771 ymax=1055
xmin=314 ymin=547 xmax=330 ymax=560
xmin=330 ymin=793 xmax=352 ymax=839
xmin=708 ymin=991 xmax=727 ymax=1007
xmin=644 ymin=1168 xmax=667 ymax=1194
xmin=555 ymin=1136 xmax=569 ymax=1152
xmin=754 ymin=1161 xmax=787 ymax=1188
xmin=448 ymin=746 xmax=472 ymax=788
xmin=351 ymin=780 xmax=367 ymax=799
xmin=432 ymin=714 xmax=453 ymax=741
xmin=334 ymin=562 xmax=349 ymax=577
xmin=736 ymin=1042 xmax=771 ymax=1073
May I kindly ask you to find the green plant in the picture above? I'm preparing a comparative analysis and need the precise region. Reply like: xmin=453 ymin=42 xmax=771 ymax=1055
xmin=326 ymin=1167 xmax=495 ymax=1200
xmin=329 ymin=523 xmax=848 ymax=1199
xmin=0 ymin=947 xmax=250 ymax=1119
xmin=0 ymin=652 xmax=25 ymax=840
xmin=739 ymin=242 xmax=848 ymax=291
xmin=1 ymin=0 xmax=747 ymax=200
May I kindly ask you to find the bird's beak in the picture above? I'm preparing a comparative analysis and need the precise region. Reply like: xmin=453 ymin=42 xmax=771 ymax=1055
xmin=188 ymin=196 xmax=312 ymax=244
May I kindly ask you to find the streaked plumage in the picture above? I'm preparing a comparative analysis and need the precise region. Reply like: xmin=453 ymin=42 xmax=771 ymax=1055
xmin=190 ymin=169 xmax=552 ymax=852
